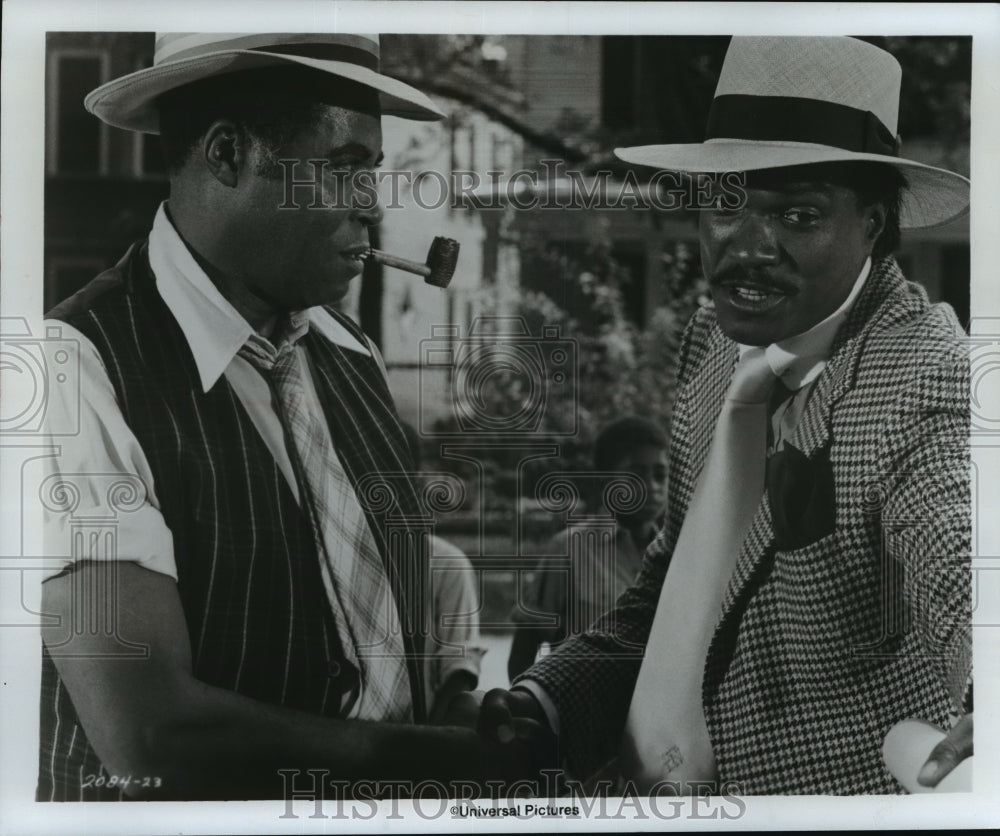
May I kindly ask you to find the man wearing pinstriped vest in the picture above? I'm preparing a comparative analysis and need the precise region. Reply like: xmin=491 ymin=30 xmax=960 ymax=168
xmin=36 ymin=33 xmax=517 ymax=801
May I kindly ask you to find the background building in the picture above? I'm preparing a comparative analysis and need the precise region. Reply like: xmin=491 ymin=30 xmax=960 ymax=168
xmin=45 ymin=32 xmax=970 ymax=357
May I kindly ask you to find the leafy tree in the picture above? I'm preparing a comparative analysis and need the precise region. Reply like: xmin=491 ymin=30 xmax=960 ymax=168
xmin=425 ymin=212 xmax=707 ymax=514
xmin=384 ymin=34 xmax=970 ymax=173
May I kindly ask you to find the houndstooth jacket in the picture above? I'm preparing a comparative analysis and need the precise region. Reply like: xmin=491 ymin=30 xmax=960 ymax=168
xmin=523 ymin=256 xmax=972 ymax=794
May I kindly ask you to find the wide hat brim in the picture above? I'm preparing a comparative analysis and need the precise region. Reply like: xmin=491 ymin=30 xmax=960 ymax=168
xmin=614 ymin=139 xmax=969 ymax=229
xmin=85 ymin=47 xmax=445 ymax=134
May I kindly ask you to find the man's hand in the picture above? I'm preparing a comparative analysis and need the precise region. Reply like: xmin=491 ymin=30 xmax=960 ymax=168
xmin=917 ymin=713 xmax=973 ymax=788
xmin=42 ymin=562 xmax=487 ymax=798
xmin=477 ymin=688 xmax=549 ymax=743
xmin=435 ymin=687 xmax=559 ymax=787
xmin=476 ymin=688 xmax=558 ymax=785
xmin=434 ymin=688 xmax=484 ymax=728
xmin=428 ymin=671 xmax=480 ymax=725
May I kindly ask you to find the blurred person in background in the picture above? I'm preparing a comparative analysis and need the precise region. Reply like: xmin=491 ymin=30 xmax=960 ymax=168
xmin=400 ymin=422 xmax=486 ymax=723
xmin=507 ymin=416 xmax=668 ymax=680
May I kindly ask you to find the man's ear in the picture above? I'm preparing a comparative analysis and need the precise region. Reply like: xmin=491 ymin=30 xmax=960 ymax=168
xmin=865 ymin=203 xmax=887 ymax=249
xmin=202 ymin=120 xmax=246 ymax=187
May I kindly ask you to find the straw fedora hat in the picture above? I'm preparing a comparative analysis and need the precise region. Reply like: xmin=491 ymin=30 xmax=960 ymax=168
xmin=85 ymin=32 xmax=444 ymax=134
xmin=614 ymin=36 xmax=969 ymax=228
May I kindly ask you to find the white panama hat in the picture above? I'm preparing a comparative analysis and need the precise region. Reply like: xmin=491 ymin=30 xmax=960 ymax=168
xmin=84 ymin=32 xmax=444 ymax=133
xmin=614 ymin=36 xmax=969 ymax=228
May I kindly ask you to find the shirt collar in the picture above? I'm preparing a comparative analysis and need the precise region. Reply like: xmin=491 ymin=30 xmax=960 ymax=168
xmin=739 ymin=257 xmax=871 ymax=390
xmin=148 ymin=203 xmax=370 ymax=392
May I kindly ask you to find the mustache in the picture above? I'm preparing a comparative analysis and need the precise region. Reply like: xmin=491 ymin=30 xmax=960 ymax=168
xmin=709 ymin=265 xmax=796 ymax=294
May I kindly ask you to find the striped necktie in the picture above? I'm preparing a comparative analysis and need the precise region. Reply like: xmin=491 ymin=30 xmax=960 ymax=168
xmin=239 ymin=331 xmax=412 ymax=723
xmin=620 ymin=347 xmax=776 ymax=793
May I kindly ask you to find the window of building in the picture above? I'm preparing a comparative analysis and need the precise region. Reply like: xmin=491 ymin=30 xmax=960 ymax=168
xmin=600 ymin=36 xmax=729 ymax=143
xmin=46 ymin=256 xmax=108 ymax=309
xmin=124 ymin=55 xmax=167 ymax=178
xmin=601 ymin=37 xmax=639 ymax=132
xmin=47 ymin=49 xmax=109 ymax=175
xmin=491 ymin=134 xmax=516 ymax=172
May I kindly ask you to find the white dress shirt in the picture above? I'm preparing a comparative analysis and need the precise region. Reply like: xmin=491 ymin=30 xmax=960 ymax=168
xmin=424 ymin=536 xmax=486 ymax=711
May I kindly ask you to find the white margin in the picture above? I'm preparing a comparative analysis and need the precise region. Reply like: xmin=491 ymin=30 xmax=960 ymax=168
xmin=2 ymin=1 xmax=998 ymax=833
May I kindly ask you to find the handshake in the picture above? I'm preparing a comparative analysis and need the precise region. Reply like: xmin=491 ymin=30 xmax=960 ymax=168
xmin=438 ymin=688 xmax=561 ymax=787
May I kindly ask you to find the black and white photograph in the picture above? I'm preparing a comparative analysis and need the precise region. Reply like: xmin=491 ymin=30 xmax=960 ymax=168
xmin=2 ymin=0 xmax=998 ymax=832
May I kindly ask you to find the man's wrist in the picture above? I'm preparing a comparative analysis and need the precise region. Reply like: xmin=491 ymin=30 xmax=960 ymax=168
xmin=510 ymin=682 xmax=557 ymax=733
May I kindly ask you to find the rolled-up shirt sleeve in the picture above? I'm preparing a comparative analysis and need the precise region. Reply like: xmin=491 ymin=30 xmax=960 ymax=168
xmin=428 ymin=553 xmax=485 ymax=691
xmin=41 ymin=319 xmax=177 ymax=581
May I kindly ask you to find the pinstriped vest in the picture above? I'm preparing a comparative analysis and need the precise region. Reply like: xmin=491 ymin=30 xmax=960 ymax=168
xmin=38 ymin=240 xmax=428 ymax=801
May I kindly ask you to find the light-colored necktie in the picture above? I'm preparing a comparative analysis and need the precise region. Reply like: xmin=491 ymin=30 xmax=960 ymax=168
xmin=239 ymin=332 xmax=412 ymax=722
xmin=620 ymin=347 xmax=776 ymax=793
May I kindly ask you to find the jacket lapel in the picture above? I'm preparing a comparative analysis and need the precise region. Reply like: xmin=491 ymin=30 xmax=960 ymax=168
xmin=684 ymin=331 xmax=739 ymax=485
xmin=707 ymin=257 xmax=912 ymax=689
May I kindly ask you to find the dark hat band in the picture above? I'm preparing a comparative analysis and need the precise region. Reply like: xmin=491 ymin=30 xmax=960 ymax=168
xmin=706 ymin=94 xmax=900 ymax=157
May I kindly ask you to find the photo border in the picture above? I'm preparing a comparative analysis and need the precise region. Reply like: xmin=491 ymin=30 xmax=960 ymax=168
xmin=2 ymin=1 xmax=998 ymax=832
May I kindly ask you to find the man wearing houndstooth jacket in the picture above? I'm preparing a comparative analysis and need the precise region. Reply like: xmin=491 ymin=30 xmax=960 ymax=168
xmin=469 ymin=36 xmax=972 ymax=795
